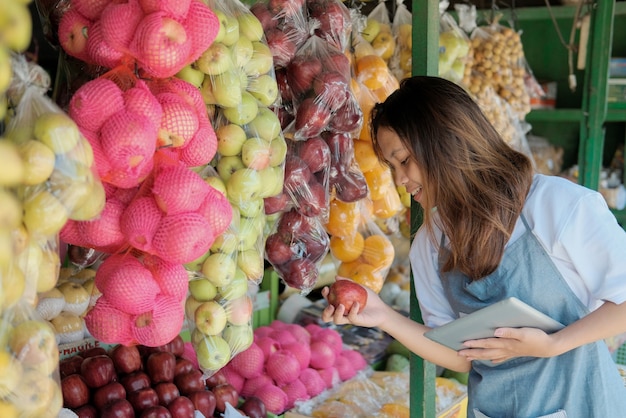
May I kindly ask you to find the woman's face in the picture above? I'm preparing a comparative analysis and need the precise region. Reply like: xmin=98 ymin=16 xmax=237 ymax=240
xmin=376 ymin=127 xmax=425 ymax=205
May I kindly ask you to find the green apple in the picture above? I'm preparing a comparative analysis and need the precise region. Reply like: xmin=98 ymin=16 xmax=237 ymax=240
xmin=36 ymin=246 xmax=60 ymax=293
xmin=216 ymin=155 xmax=245 ymax=182
xmin=237 ymin=13 xmax=264 ymax=42
xmin=269 ymin=135 xmax=288 ymax=167
xmin=195 ymin=42 xmax=234 ymax=76
xmin=0 ymin=140 xmax=24 ymax=186
xmin=211 ymin=71 xmax=243 ymax=108
xmin=195 ymin=334 xmax=231 ymax=371
xmin=222 ymin=323 xmax=253 ymax=355
xmin=219 ymin=268 xmax=248 ymax=300
xmin=17 ymin=140 xmax=56 ymax=186
xmin=237 ymin=249 xmax=264 ymax=281
xmin=243 ymin=41 xmax=273 ymax=77
xmin=8 ymin=320 xmax=58 ymax=367
xmin=237 ymin=67 xmax=249 ymax=91
xmin=241 ymin=137 xmax=271 ymax=171
xmin=210 ymin=228 xmax=238 ymax=254
xmin=230 ymin=35 xmax=254 ymax=68
xmin=33 ymin=112 xmax=81 ymax=155
xmin=0 ymin=189 xmax=22 ymax=229
xmin=202 ymin=252 xmax=237 ymax=287
xmin=258 ymin=166 xmax=284 ymax=198
xmin=200 ymin=76 xmax=217 ymax=105
xmin=194 ymin=300 xmax=228 ymax=335
xmin=362 ymin=18 xmax=381 ymax=43
xmin=238 ymin=215 xmax=264 ymax=251
xmin=226 ymin=167 xmax=262 ymax=202
xmin=213 ymin=10 xmax=228 ymax=44
xmin=246 ymin=107 xmax=281 ymax=142
xmin=223 ymin=91 xmax=259 ymax=125
xmin=226 ymin=295 xmax=254 ymax=326
xmin=16 ymin=237 xmax=43 ymax=280
xmin=189 ymin=278 xmax=218 ymax=302
xmin=205 ymin=175 xmax=228 ymax=197
xmin=236 ymin=198 xmax=263 ymax=218
xmin=176 ymin=64 xmax=206 ymax=88
xmin=23 ymin=190 xmax=68 ymax=237
xmin=184 ymin=248 xmax=212 ymax=272
xmin=247 ymin=74 xmax=279 ymax=107
xmin=216 ymin=123 xmax=247 ymax=157
xmin=68 ymin=178 xmax=105 ymax=221
xmin=49 ymin=160 xmax=95 ymax=212
xmin=220 ymin=15 xmax=240 ymax=47
xmin=185 ymin=295 xmax=204 ymax=320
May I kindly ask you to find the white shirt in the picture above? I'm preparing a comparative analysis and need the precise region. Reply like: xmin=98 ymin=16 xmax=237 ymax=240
xmin=409 ymin=174 xmax=626 ymax=328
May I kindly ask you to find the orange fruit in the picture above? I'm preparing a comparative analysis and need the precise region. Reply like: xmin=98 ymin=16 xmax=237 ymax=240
xmin=379 ymin=403 xmax=410 ymax=418
xmin=325 ymin=199 xmax=361 ymax=237
xmin=362 ymin=234 xmax=395 ymax=269
xmin=330 ymin=231 xmax=365 ymax=263
xmin=364 ymin=168 xmax=394 ymax=200
xmin=349 ymin=263 xmax=384 ymax=293
xmin=372 ymin=190 xmax=403 ymax=219
xmin=353 ymin=140 xmax=379 ymax=173
xmin=356 ymin=54 xmax=389 ymax=91
xmin=337 ymin=259 xmax=362 ymax=278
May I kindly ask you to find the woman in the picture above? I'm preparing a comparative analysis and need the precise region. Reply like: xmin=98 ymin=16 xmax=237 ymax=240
xmin=321 ymin=76 xmax=626 ymax=417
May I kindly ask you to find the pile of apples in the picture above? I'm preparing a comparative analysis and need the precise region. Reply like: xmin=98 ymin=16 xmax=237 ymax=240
xmin=59 ymin=335 xmax=267 ymax=417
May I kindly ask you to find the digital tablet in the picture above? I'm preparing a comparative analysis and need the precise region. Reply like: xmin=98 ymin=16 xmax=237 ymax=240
xmin=424 ymin=297 xmax=565 ymax=352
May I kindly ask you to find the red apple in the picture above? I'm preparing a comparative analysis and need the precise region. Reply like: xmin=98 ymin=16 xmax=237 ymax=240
xmin=275 ymin=69 xmax=293 ymax=104
xmin=127 ymin=387 xmax=160 ymax=413
xmin=334 ymin=168 xmax=369 ymax=203
xmin=174 ymin=358 xmax=195 ymax=377
xmin=212 ymin=383 xmax=239 ymax=414
xmin=120 ymin=371 xmax=151 ymax=393
xmin=264 ymin=193 xmax=289 ymax=215
xmin=283 ymin=155 xmax=312 ymax=193
xmin=153 ymin=382 xmax=180 ymax=406
xmin=298 ymin=136 xmax=331 ymax=174
xmin=265 ymin=232 xmax=294 ymax=266
xmin=250 ymin=2 xmax=277 ymax=32
xmin=277 ymin=209 xmax=313 ymax=236
xmin=156 ymin=335 xmax=185 ymax=357
xmin=140 ymin=405 xmax=172 ymax=418
xmin=326 ymin=51 xmax=351 ymax=77
xmin=280 ymin=257 xmax=319 ymax=291
xmin=167 ymin=395 xmax=195 ymax=418
xmin=327 ymin=280 xmax=368 ymax=314
xmin=80 ymin=354 xmax=116 ymax=389
xmin=188 ymin=390 xmax=217 ymax=418
xmin=329 ymin=98 xmax=363 ymax=134
xmin=312 ymin=2 xmax=350 ymax=50
xmin=146 ymin=351 xmax=176 ymax=384
xmin=324 ymin=131 xmax=353 ymax=158
xmin=62 ymin=374 xmax=90 ymax=409
xmin=312 ymin=71 xmax=349 ymax=112
xmin=266 ymin=29 xmax=297 ymax=68
xmin=93 ymin=381 xmax=127 ymax=411
xmin=268 ymin=0 xmax=305 ymax=18
xmin=204 ymin=371 xmax=228 ymax=389
xmin=296 ymin=180 xmax=327 ymax=218
xmin=109 ymin=344 xmax=142 ymax=375
xmin=239 ymin=396 xmax=267 ymax=418
xmin=173 ymin=369 xmax=206 ymax=396
xmin=100 ymin=398 xmax=135 ymax=418
xmin=81 ymin=347 xmax=109 ymax=358
xmin=287 ymin=56 xmax=323 ymax=98
xmin=74 ymin=404 xmax=98 ymax=418
xmin=294 ymin=97 xmax=332 ymax=140
xmin=301 ymin=227 xmax=330 ymax=263
xmin=60 ymin=355 xmax=84 ymax=378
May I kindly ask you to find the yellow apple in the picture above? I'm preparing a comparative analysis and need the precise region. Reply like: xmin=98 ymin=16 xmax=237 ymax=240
xmin=0 ymin=140 xmax=24 ymax=186
xmin=22 ymin=189 xmax=68 ymax=237
xmin=33 ymin=112 xmax=81 ymax=155
xmin=18 ymin=139 xmax=56 ymax=185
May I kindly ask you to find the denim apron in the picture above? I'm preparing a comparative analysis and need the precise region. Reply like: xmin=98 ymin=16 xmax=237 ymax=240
xmin=438 ymin=215 xmax=626 ymax=418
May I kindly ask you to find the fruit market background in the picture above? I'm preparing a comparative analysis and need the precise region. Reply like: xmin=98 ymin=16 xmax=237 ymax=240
xmin=0 ymin=0 xmax=625 ymax=417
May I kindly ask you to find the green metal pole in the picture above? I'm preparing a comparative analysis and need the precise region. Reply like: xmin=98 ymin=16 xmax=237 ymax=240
xmin=410 ymin=0 xmax=439 ymax=417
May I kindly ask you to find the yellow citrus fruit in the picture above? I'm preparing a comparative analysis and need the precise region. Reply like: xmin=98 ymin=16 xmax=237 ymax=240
xmin=330 ymin=231 xmax=365 ymax=263
xmin=362 ymin=234 xmax=395 ymax=269
xmin=350 ymin=263 xmax=384 ymax=293
xmin=372 ymin=190 xmax=403 ymax=219
xmin=353 ymin=140 xmax=379 ymax=173
xmin=364 ymin=167 xmax=394 ymax=201
xmin=356 ymin=54 xmax=389 ymax=91
xmin=325 ymin=199 xmax=361 ymax=237
xmin=337 ymin=259 xmax=362 ymax=278
xmin=379 ymin=403 xmax=410 ymax=418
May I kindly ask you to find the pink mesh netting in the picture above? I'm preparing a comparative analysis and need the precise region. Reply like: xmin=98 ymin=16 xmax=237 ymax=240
xmin=82 ymin=131 xmax=113 ymax=180
xmin=144 ymin=255 xmax=188 ymax=301
xmin=183 ymin=0 xmax=220 ymax=62
xmin=129 ymin=12 xmax=192 ymax=79
xmin=86 ymin=22 xmax=124 ymax=69
xmin=152 ymin=212 xmax=214 ymax=264
xmin=152 ymin=164 xmax=209 ymax=215
xmin=72 ymin=0 xmax=109 ymax=21
xmin=99 ymin=255 xmax=160 ymax=315
xmin=156 ymin=94 xmax=199 ymax=148
xmin=120 ymin=195 xmax=163 ymax=252
xmin=58 ymin=9 xmax=92 ymax=63
xmin=69 ymin=78 xmax=125 ymax=133
xmin=123 ymin=82 xmax=163 ymax=128
xmin=131 ymin=294 xmax=185 ymax=346
xmin=196 ymin=187 xmax=233 ymax=238
xmin=84 ymin=296 xmax=134 ymax=345
xmin=78 ymin=198 xmax=127 ymax=251
xmin=99 ymin=0 xmax=143 ymax=52
xmin=138 ymin=0 xmax=191 ymax=20
xmin=94 ymin=254 xmax=128 ymax=292
xmin=103 ymin=159 xmax=154 ymax=189
xmin=178 ymin=120 xmax=217 ymax=167
xmin=60 ymin=220 xmax=90 ymax=247
xmin=100 ymin=109 xmax=157 ymax=170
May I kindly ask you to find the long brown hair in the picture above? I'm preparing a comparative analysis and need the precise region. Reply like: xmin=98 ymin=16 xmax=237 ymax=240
xmin=371 ymin=76 xmax=533 ymax=280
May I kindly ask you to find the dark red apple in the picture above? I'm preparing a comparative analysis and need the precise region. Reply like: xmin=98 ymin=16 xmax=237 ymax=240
xmin=266 ymin=28 xmax=297 ymax=68
xmin=313 ymin=71 xmax=349 ymax=112
xmin=166 ymin=395 xmax=195 ymax=418
xmin=312 ymin=2 xmax=350 ymax=50
xmin=239 ymin=396 xmax=267 ymax=418
xmin=68 ymin=245 xmax=103 ymax=268
xmin=146 ymin=351 xmax=176 ymax=384
xmin=109 ymin=344 xmax=142 ymax=375
xmin=279 ymin=257 xmax=319 ymax=291
xmin=62 ymin=374 xmax=90 ymax=409
xmin=294 ymin=97 xmax=332 ymax=139
xmin=153 ymin=382 xmax=180 ymax=406
xmin=329 ymin=98 xmax=363 ymax=133
xmin=212 ymin=383 xmax=239 ymax=414
xmin=265 ymin=232 xmax=294 ymax=266
xmin=277 ymin=209 xmax=313 ymax=236
xmin=298 ymin=136 xmax=331 ymax=174
xmin=334 ymin=169 xmax=369 ymax=203
xmin=287 ymin=56 xmax=323 ymax=98
xmin=283 ymin=155 xmax=312 ymax=192
xmin=156 ymin=335 xmax=185 ymax=357
xmin=188 ymin=390 xmax=217 ymax=418
xmin=174 ymin=369 xmax=206 ymax=396
xmin=120 ymin=371 xmax=151 ymax=393
xmin=324 ymin=131 xmax=353 ymax=157
xmin=60 ymin=355 xmax=84 ymax=378
xmin=325 ymin=51 xmax=351 ymax=77
xmin=264 ymin=192 xmax=289 ymax=215
xmin=327 ymin=280 xmax=368 ymax=314
xmin=250 ymin=2 xmax=277 ymax=32
xmin=73 ymin=404 xmax=98 ymax=418
xmin=81 ymin=347 xmax=108 ymax=358
xmin=268 ymin=0 xmax=306 ymax=18
xmin=100 ymin=398 xmax=135 ymax=418
xmin=296 ymin=180 xmax=327 ymax=217
xmin=275 ymin=68 xmax=293 ymax=104
xmin=80 ymin=354 xmax=116 ymax=388
xmin=93 ymin=381 xmax=127 ymax=411
xmin=140 ymin=405 xmax=172 ymax=418
xmin=128 ymin=387 xmax=160 ymax=413
xmin=301 ymin=227 xmax=330 ymax=263
xmin=174 ymin=358 xmax=195 ymax=377
xmin=204 ymin=370 xmax=228 ymax=389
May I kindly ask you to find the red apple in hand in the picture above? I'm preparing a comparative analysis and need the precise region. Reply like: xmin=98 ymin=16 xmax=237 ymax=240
xmin=327 ymin=280 xmax=368 ymax=314
xmin=62 ymin=374 xmax=90 ymax=409
xmin=109 ymin=344 xmax=142 ymax=375
xmin=146 ymin=351 xmax=176 ymax=383
xmin=188 ymin=390 xmax=217 ymax=418
xmin=80 ymin=355 xmax=116 ymax=388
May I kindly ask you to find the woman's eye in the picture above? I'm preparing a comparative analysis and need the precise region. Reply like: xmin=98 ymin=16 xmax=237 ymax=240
xmin=401 ymin=158 xmax=409 ymax=166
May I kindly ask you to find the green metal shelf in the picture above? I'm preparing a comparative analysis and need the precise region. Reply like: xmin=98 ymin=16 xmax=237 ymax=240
xmin=526 ymin=108 xmax=583 ymax=122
